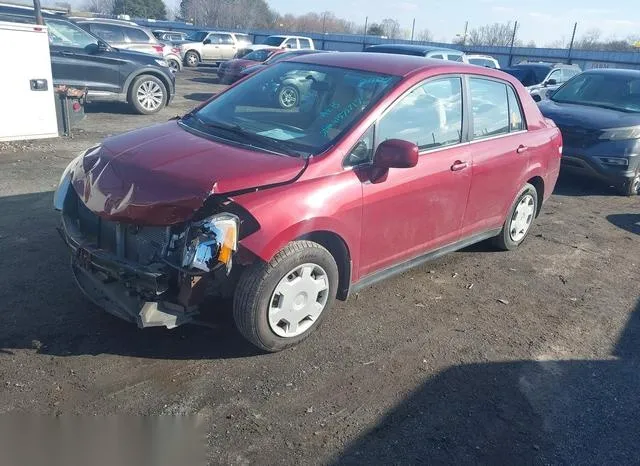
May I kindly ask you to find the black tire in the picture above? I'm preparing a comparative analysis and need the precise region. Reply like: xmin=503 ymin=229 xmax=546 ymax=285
xmin=493 ymin=183 xmax=539 ymax=251
xmin=184 ymin=50 xmax=200 ymax=67
xmin=128 ymin=75 xmax=167 ymax=115
xmin=167 ymin=58 xmax=180 ymax=73
xmin=233 ymin=241 xmax=339 ymax=352
xmin=618 ymin=169 xmax=640 ymax=196
xmin=277 ymin=84 xmax=300 ymax=109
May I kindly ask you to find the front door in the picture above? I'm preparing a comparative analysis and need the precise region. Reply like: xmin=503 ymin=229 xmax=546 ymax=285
xmin=202 ymin=33 xmax=225 ymax=60
xmin=357 ymin=77 xmax=472 ymax=277
xmin=461 ymin=77 xmax=532 ymax=236
xmin=48 ymin=19 xmax=121 ymax=93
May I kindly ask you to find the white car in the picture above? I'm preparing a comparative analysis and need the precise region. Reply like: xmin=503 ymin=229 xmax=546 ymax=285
xmin=252 ymin=35 xmax=315 ymax=51
xmin=465 ymin=54 xmax=500 ymax=69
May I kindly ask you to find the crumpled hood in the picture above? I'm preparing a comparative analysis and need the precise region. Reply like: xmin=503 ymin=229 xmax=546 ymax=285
xmin=71 ymin=121 xmax=306 ymax=225
xmin=539 ymin=100 xmax=640 ymax=130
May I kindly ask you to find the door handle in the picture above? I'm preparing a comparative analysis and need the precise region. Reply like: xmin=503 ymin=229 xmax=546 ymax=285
xmin=516 ymin=144 xmax=529 ymax=154
xmin=451 ymin=160 xmax=469 ymax=172
xmin=60 ymin=51 xmax=74 ymax=56
xmin=30 ymin=79 xmax=48 ymax=91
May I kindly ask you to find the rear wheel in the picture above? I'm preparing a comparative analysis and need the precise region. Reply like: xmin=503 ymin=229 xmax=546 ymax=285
xmin=233 ymin=241 xmax=338 ymax=352
xmin=167 ymin=58 xmax=180 ymax=72
xmin=129 ymin=75 xmax=166 ymax=115
xmin=278 ymin=84 xmax=300 ymax=109
xmin=184 ymin=51 xmax=199 ymax=67
xmin=494 ymin=183 xmax=539 ymax=251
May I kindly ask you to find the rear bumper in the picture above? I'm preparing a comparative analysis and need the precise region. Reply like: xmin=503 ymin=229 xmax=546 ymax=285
xmin=59 ymin=213 xmax=197 ymax=329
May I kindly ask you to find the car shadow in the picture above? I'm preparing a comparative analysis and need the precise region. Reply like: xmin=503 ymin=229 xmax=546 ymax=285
xmin=607 ymin=213 xmax=640 ymax=235
xmin=84 ymin=102 xmax=138 ymax=115
xmin=336 ymin=300 xmax=640 ymax=465
xmin=553 ymin=173 xmax=618 ymax=197
xmin=184 ymin=92 xmax=217 ymax=102
xmin=190 ymin=76 xmax=223 ymax=85
xmin=0 ymin=191 xmax=261 ymax=360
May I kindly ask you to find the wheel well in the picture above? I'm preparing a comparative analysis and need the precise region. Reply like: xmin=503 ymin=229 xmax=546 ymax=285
xmin=527 ymin=176 xmax=545 ymax=216
xmin=298 ymin=231 xmax=351 ymax=301
xmin=128 ymin=72 xmax=172 ymax=105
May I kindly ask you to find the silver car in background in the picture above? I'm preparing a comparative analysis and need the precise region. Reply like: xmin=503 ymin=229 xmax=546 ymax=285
xmin=74 ymin=18 xmax=164 ymax=56
xmin=174 ymin=30 xmax=252 ymax=67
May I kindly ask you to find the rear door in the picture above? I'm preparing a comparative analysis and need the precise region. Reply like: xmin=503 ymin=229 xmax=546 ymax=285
xmin=461 ymin=76 xmax=533 ymax=236
xmin=357 ymin=76 xmax=472 ymax=277
xmin=122 ymin=26 xmax=159 ymax=55
xmin=217 ymin=33 xmax=237 ymax=59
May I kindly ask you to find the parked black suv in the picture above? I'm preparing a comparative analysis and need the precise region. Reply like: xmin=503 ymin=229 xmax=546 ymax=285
xmin=0 ymin=5 xmax=175 ymax=114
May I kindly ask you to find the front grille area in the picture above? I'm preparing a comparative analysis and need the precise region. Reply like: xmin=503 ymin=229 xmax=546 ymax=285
xmin=557 ymin=125 xmax=601 ymax=149
xmin=69 ymin=190 xmax=171 ymax=266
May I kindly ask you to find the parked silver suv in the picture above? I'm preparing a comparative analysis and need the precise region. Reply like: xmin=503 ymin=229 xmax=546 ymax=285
xmin=175 ymin=30 xmax=252 ymax=67
xmin=74 ymin=18 xmax=164 ymax=57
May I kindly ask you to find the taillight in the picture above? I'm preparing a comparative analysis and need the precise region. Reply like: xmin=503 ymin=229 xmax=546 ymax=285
xmin=153 ymin=44 xmax=165 ymax=53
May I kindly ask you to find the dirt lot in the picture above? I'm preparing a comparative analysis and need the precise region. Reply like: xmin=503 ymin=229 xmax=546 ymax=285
xmin=1 ymin=67 xmax=639 ymax=465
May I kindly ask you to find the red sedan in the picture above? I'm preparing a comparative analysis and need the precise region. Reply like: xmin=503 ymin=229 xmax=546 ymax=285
xmin=217 ymin=48 xmax=284 ymax=84
xmin=55 ymin=53 xmax=562 ymax=351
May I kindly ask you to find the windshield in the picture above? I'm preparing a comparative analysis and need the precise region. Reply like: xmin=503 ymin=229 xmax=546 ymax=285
xmin=244 ymin=49 xmax=274 ymax=62
xmin=552 ymin=73 xmax=640 ymax=113
xmin=263 ymin=36 xmax=285 ymax=46
xmin=48 ymin=19 xmax=98 ymax=48
xmin=183 ymin=62 xmax=400 ymax=157
xmin=186 ymin=31 xmax=208 ymax=42
xmin=503 ymin=67 xmax=547 ymax=87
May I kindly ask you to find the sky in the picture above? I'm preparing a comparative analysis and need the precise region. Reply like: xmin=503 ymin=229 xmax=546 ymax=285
xmin=265 ymin=0 xmax=640 ymax=45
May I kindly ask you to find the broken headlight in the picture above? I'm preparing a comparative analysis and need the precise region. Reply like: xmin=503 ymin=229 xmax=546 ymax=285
xmin=53 ymin=145 xmax=101 ymax=211
xmin=181 ymin=213 xmax=239 ymax=274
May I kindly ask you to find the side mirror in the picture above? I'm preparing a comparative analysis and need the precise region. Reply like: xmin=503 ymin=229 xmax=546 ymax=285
xmin=97 ymin=40 xmax=110 ymax=53
xmin=545 ymin=78 xmax=557 ymax=86
xmin=203 ymin=38 xmax=211 ymax=45
xmin=371 ymin=139 xmax=419 ymax=182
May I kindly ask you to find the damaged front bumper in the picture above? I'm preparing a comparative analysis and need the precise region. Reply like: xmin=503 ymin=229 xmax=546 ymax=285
xmin=59 ymin=214 xmax=200 ymax=329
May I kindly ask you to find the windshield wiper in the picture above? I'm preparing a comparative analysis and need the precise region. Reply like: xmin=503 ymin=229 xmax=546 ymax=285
xmin=190 ymin=118 xmax=303 ymax=157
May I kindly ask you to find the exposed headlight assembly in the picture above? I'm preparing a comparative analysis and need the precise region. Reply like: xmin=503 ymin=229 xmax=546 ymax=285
xmin=599 ymin=126 xmax=640 ymax=141
xmin=182 ymin=213 xmax=239 ymax=274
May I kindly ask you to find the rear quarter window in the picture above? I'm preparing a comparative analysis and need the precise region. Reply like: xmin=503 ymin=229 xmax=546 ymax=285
xmin=124 ymin=26 xmax=153 ymax=42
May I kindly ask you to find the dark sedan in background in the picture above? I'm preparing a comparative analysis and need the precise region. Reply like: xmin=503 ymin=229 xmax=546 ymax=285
xmin=239 ymin=49 xmax=328 ymax=78
xmin=539 ymin=69 xmax=640 ymax=195
xmin=217 ymin=48 xmax=282 ymax=84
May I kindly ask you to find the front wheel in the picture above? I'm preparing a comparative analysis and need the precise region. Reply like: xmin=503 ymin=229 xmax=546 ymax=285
xmin=493 ymin=183 xmax=539 ymax=251
xmin=618 ymin=169 xmax=640 ymax=196
xmin=129 ymin=75 xmax=167 ymax=115
xmin=233 ymin=241 xmax=339 ymax=352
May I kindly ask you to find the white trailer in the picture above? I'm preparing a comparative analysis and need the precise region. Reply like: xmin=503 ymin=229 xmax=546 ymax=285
xmin=0 ymin=20 xmax=58 ymax=141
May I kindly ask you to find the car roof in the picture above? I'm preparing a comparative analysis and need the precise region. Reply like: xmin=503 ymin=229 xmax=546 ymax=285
xmin=0 ymin=4 xmax=64 ymax=18
xmin=71 ymin=17 xmax=140 ymax=26
xmin=290 ymin=51 xmax=498 ymax=77
xmin=582 ymin=68 xmax=640 ymax=77
xmin=366 ymin=44 xmax=463 ymax=54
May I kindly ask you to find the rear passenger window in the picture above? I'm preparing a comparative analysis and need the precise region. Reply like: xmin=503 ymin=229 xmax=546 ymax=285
xmin=90 ymin=24 xmax=125 ymax=42
xmin=125 ymin=27 xmax=151 ymax=42
xmin=300 ymin=39 xmax=312 ymax=49
xmin=507 ymin=86 xmax=525 ymax=132
xmin=469 ymin=78 xmax=509 ymax=139
xmin=378 ymin=77 xmax=463 ymax=151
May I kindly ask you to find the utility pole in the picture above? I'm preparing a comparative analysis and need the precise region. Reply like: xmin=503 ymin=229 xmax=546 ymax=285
xmin=567 ymin=22 xmax=578 ymax=64
xmin=508 ymin=20 xmax=518 ymax=66
xmin=322 ymin=12 xmax=327 ymax=34
xmin=462 ymin=21 xmax=468 ymax=45
xmin=411 ymin=18 xmax=415 ymax=41
xmin=363 ymin=16 xmax=368 ymax=51
xmin=32 ymin=0 xmax=43 ymax=25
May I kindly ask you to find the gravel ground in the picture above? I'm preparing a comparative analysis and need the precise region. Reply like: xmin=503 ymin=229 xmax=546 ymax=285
xmin=1 ymin=67 xmax=639 ymax=465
